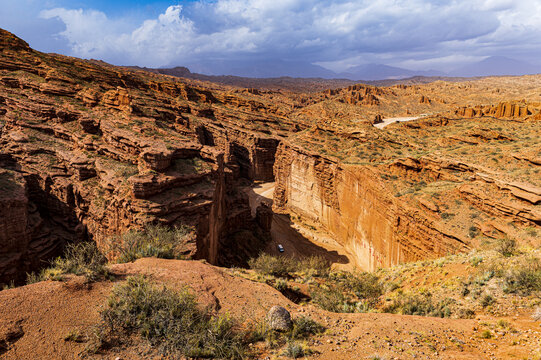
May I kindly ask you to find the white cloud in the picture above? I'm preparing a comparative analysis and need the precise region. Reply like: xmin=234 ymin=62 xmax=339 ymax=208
xmin=26 ymin=0 xmax=541 ymax=70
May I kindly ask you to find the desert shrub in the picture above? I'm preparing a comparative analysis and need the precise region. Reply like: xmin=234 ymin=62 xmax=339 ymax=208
xmin=290 ymin=316 xmax=325 ymax=339
xmin=496 ymin=238 xmax=517 ymax=257
xmin=249 ymin=253 xmax=331 ymax=278
xmin=342 ymin=272 xmax=383 ymax=305
xmin=64 ymin=330 xmax=84 ymax=343
xmin=282 ymin=341 xmax=313 ymax=358
xmin=249 ymin=315 xmax=324 ymax=351
xmin=460 ymin=270 xmax=495 ymax=299
xmin=503 ymin=257 xmax=541 ymax=295
xmin=107 ymin=225 xmax=191 ymax=263
xmin=26 ymin=241 xmax=109 ymax=283
xmin=298 ymin=255 xmax=331 ymax=277
xmin=1 ymin=281 xmax=15 ymax=290
xmin=456 ymin=307 xmax=475 ymax=319
xmin=469 ymin=256 xmax=483 ymax=267
xmin=480 ymin=294 xmax=495 ymax=307
xmin=310 ymin=286 xmax=358 ymax=313
xmin=248 ymin=253 xmax=298 ymax=277
xmin=383 ymin=293 xmax=455 ymax=318
xmin=480 ymin=330 xmax=492 ymax=339
xmin=468 ymin=226 xmax=479 ymax=238
xmin=441 ymin=212 xmax=455 ymax=220
xmin=273 ymin=278 xmax=289 ymax=292
xmin=309 ymin=271 xmax=383 ymax=313
xmin=98 ymin=276 xmax=248 ymax=359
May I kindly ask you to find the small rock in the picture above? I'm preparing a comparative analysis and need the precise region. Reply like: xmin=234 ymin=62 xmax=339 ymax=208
xmin=266 ymin=306 xmax=292 ymax=331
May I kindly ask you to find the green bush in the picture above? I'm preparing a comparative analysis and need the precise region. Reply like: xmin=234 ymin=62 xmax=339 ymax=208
xmin=26 ymin=241 xmax=109 ymax=283
xmin=98 ymin=276 xmax=248 ymax=359
xmin=248 ymin=253 xmax=298 ymax=277
xmin=249 ymin=254 xmax=331 ymax=278
xmin=503 ymin=257 xmax=541 ymax=295
xmin=308 ymin=271 xmax=383 ymax=313
xmin=480 ymin=294 xmax=495 ymax=307
xmin=290 ymin=316 xmax=325 ymax=339
xmin=106 ymin=225 xmax=191 ymax=263
xmin=496 ymin=238 xmax=517 ymax=257
xmin=298 ymin=256 xmax=331 ymax=277
xmin=273 ymin=278 xmax=289 ymax=292
xmin=342 ymin=272 xmax=383 ymax=304
xmin=282 ymin=341 xmax=313 ymax=358
xmin=383 ymin=293 xmax=455 ymax=318
xmin=480 ymin=330 xmax=492 ymax=339
xmin=246 ymin=315 xmax=323 ymax=352
xmin=310 ymin=286 xmax=357 ymax=313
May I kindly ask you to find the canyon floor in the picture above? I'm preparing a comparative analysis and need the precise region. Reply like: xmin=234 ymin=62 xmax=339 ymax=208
xmin=0 ymin=27 xmax=540 ymax=359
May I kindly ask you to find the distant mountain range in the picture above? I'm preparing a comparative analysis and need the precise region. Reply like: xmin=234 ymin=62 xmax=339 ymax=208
xmin=185 ymin=59 xmax=337 ymax=79
xmin=167 ymin=56 xmax=541 ymax=81
xmin=337 ymin=63 xmax=446 ymax=81
xmin=448 ymin=56 xmax=541 ymax=77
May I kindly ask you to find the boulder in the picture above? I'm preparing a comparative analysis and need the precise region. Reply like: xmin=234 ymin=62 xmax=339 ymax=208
xmin=266 ymin=306 xmax=292 ymax=331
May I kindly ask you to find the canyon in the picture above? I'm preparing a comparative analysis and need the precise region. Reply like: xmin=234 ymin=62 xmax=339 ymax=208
xmin=1 ymin=28 xmax=541 ymax=360
xmin=1 ymin=28 xmax=540 ymax=285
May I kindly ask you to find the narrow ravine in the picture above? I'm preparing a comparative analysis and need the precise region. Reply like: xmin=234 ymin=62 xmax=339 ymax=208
xmin=244 ymin=183 xmax=354 ymax=270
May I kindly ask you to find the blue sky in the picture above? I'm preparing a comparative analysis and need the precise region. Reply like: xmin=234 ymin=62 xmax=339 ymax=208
xmin=53 ymin=0 xmax=193 ymax=16
xmin=1 ymin=0 xmax=541 ymax=76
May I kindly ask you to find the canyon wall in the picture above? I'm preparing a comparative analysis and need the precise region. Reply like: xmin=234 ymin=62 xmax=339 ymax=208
xmin=195 ymin=122 xmax=279 ymax=182
xmin=0 ymin=28 xmax=277 ymax=284
xmin=454 ymin=101 xmax=541 ymax=119
xmin=273 ymin=143 xmax=470 ymax=271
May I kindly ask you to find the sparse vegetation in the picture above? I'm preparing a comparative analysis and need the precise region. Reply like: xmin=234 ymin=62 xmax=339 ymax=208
xmin=479 ymin=294 xmax=495 ymax=307
xmin=480 ymin=330 xmax=493 ymax=339
xmin=64 ymin=330 xmax=84 ymax=343
xmin=249 ymin=253 xmax=330 ymax=278
xmin=250 ymin=314 xmax=324 ymax=356
xmin=26 ymin=241 xmax=110 ymax=284
xmin=290 ymin=316 xmax=325 ymax=339
xmin=96 ymin=276 xmax=249 ymax=359
xmin=383 ymin=292 xmax=455 ymax=318
xmin=310 ymin=285 xmax=355 ymax=313
xmin=309 ymin=271 xmax=383 ymax=313
xmin=105 ymin=224 xmax=192 ymax=263
xmin=249 ymin=253 xmax=298 ymax=277
xmin=503 ymin=257 xmax=541 ymax=295
xmin=282 ymin=341 xmax=313 ymax=358
xmin=496 ymin=238 xmax=517 ymax=257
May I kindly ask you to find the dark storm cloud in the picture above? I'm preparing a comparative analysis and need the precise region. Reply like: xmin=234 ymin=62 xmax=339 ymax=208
xmin=1 ymin=0 xmax=540 ymax=71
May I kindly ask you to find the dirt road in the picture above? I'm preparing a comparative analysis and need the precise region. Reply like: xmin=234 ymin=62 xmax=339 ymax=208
xmin=373 ymin=116 xmax=420 ymax=128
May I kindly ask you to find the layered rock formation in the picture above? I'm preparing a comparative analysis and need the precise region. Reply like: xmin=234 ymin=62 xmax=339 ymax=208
xmin=273 ymin=144 xmax=470 ymax=270
xmin=455 ymin=101 xmax=540 ymax=119
xmin=0 ymin=28 xmax=286 ymax=284
xmin=1 ymin=27 xmax=540 ymax=284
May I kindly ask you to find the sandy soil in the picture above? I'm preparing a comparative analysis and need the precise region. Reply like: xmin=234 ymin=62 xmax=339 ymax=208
xmin=1 ymin=259 xmax=539 ymax=359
